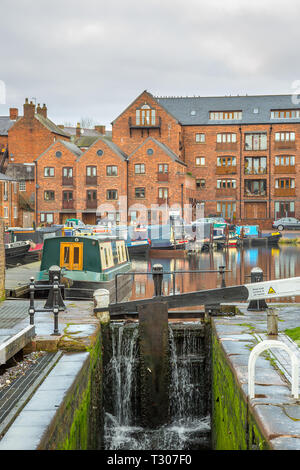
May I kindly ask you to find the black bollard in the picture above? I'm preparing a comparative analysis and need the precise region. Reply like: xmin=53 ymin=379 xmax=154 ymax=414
xmin=51 ymin=276 xmax=60 ymax=336
xmin=152 ymin=264 xmax=163 ymax=297
xmin=219 ymin=265 xmax=226 ymax=288
xmin=28 ymin=276 xmax=35 ymax=325
xmin=44 ymin=265 xmax=65 ymax=310
xmin=247 ymin=267 xmax=268 ymax=311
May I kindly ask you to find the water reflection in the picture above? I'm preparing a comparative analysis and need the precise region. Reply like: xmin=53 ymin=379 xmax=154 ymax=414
xmin=130 ymin=245 xmax=300 ymax=304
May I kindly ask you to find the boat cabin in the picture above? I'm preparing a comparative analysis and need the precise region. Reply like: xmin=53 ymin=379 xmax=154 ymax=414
xmin=38 ymin=235 xmax=131 ymax=283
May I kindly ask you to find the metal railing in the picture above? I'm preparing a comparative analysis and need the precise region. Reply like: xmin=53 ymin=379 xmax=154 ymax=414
xmin=248 ymin=340 xmax=299 ymax=399
xmin=115 ymin=264 xmax=230 ymax=303
xmin=28 ymin=266 xmax=66 ymax=335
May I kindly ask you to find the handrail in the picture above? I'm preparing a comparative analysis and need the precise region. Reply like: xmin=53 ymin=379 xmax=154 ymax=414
xmin=248 ymin=340 xmax=299 ymax=399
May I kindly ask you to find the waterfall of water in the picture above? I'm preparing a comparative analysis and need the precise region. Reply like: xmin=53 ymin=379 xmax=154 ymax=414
xmin=103 ymin=322 xmax=211 ymax=450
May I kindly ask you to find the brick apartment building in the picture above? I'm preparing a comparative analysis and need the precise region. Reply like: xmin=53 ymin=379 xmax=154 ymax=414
xmin=5 ymin=90 xmax=300 ymax=228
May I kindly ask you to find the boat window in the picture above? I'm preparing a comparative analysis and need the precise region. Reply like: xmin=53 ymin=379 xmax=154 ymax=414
xmin=116 ymin=241 xmax=127 ymax=263
xmin=100 ymin=242 xmax=115 ymax=269
xmin=60 ymin=242 xmax=83 ymax=270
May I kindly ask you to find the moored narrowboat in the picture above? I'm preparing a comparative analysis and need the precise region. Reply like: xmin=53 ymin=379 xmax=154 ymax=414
xmin=36 ymin=235 xmax=132 ymax=301
xmin=235 ymin=225 xmax=282 ymax=246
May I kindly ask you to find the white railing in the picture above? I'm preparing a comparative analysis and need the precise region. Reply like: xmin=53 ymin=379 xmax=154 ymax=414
xmin=248 ymin=340 xmax=299 ymax=399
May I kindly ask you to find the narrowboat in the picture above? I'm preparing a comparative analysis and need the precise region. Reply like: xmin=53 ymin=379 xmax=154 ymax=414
xmin=235 ymin=225 xmax=282 ymax=246
xmin=5 ymin=240 xmax=31 ymax=260
xmin=147 ymin=224 xmax=188 ymax=255
xmin=36 ymin=235 xmax=132 ymax=301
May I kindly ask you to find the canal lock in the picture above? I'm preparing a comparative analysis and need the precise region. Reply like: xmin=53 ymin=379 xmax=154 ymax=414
xmin=101 ymin=319 xmax=212 ymax=451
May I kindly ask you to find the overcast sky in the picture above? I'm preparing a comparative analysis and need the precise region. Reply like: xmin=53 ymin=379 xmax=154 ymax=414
xmin=1 ymin=0 xmax=300 ymax=129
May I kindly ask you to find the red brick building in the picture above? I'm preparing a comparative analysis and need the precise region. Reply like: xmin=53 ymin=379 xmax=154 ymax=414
xmin=32 ymin=89 xmax=300 ymax=227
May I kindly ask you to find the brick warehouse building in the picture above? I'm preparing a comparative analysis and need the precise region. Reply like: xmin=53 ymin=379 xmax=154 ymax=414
xmin=7 ymin=90 xmax=300 ymax=227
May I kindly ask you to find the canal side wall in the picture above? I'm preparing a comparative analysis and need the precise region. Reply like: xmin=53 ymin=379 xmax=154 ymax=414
xmin=211 ymin=323 xmax=269 ymax=450
xmin=0 ymin=328 xmax=103 ymax=450
xmin=0 ymin=220 xmax=5 ymax=302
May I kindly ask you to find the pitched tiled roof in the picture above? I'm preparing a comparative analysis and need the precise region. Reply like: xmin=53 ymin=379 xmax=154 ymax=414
xmin=77 ymin=136 xmax=127 ymax=161
xmin=128 ymin=136 xmax=186 ymax=166
xmin=0 ymin=117 xmax=16 ymax=136
xmin=35 ymin=140 xmax=82 ymax=161
xmin=35 ymin=114 xmax=70 ymax=137
xmin=155 ymin=94 xmax=300 ymax=125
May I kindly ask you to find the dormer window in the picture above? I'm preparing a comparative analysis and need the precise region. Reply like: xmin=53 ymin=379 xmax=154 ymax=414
xmin=135 ymin=104 xmax=156 ymax=126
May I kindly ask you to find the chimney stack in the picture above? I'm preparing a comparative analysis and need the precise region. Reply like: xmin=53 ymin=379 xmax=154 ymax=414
xmin=23 ymin=98 xmax=35 ymax=120
xmin=9 ymin=108 xmax=18 ymax=121
xmin=94 ymin=125 xmax=106 ymax=135
xmin=41 ymin=103 xmax=47 ymax=119
xmin=76 ymin=122 xmax=81 ymax=138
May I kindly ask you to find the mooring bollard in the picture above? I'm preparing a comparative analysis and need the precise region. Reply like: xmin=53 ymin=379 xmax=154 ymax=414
xmin=152 ymin=264 xmax=164 ymax=296
xmin=93 ymin=289 xmax=110 ymax=324
xmin=44 ymin=265 xmax=65 ymax=310
xmin=247 ymin=267 xmax=268 ymax=311
xmin=219 ymin=265 xmax=226 ymax=288
xmin=52 ymin=276 xmax=60 ymax=336
xmin=267 ymin=307 xmax=278 ymax=336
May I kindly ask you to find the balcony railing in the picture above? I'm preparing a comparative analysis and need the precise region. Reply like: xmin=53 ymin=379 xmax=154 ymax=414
xmin=274 ymin=165 xmax=296 ymax=174
xmin=129 ymin=116 xmax=162 ymax=137
xmin=274 ymin=188 xmax=296 ymax=197
xmin=62 ymin=200 xmax=74 ymax=209
xmin=86 ymin=176 xmax=97 ymax=185
xmin=244 ymin=168 xmax=267 ymax=175
xmin=157 ymin=197 xmax=169 ymax=205
xmin=62 ymin=177 xmax=74 ymax=186
xmin=216 ymin=166 xmax=237 ymax=175
xmin=216 ymin=142 xmax=238 ymax=151
xmin=215 ymin=188 xmax=237 ymax=197
xmin=274 ymin=141 xmax=296 ymax=150
xmin=86 ymin=199 xmax=97 ymax=209
xmin=157 ymin=172 xmax=169 ymax=182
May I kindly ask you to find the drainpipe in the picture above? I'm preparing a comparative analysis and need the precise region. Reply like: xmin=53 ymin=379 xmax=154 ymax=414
xmin=126 ymin=158 xmax=129 ymax=225
xmin=269 ymin=126 xmax=272 ymax=220
xmin=35 ymin=161 xmax=38 ymax=228
xmin=239 ymin=127 xmax=242 ymax=222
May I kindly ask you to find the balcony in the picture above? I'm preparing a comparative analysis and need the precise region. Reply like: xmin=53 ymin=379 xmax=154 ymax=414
xmin=274 ymin=165 xmax=296 ymax=174
xmin=274 ymin=188 xmax=296 ymax=197
xmin=216 ymin=166 xmax=237 ymax=175
xmin=86 ymin=175 xmax=97 ymax=185
xmin=62 ymin=199 xmax=74 ymax=209
xmin=215 ymin=188 xmax=237 ymax=198
xmin=129 ymin=116 xmax=161 ymax=137
xmin=157 ymin=172 xmax=169 ymax=182
xmin=157 ymin=197 xmax=169 ymax=205
xmin=216 ymin=142 xmax=238 ymax=151
xmin=244 ymin=168 xmax=267 ymax=175
xmin=244 ymin=180 xmax=267 ymax=197
xmin=62 ymin=177 xmax=74 ymax=186
xmin=274 ymin=141 xmax=296 ymax=150
xmin=86 ymin=199 xmax=97 ymax=209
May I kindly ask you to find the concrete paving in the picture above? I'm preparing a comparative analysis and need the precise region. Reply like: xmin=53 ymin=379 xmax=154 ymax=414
xmin=213 ymin=302 xmax=300 ymax=450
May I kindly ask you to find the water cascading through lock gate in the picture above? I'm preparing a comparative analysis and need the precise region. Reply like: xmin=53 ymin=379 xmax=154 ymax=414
xmin=103 ymin=322 xmax=211 ymax=450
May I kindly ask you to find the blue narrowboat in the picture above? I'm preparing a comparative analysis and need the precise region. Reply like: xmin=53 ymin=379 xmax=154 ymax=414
xmin=235 ymin=225 xmax=282 ymax=246
xmin=36 ymin=235 xmax=132 ymax=301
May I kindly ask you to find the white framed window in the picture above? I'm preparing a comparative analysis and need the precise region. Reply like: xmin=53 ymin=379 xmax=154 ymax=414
xmin=195 ymin=133 xmax=205 ymax=143
xmin=275 ymin=132 xmax=295 ymax=142
xmin=196 ymin=156 xmax=205 ymax=166
xmin=3 ymin=207 xmax=8 ymax=218
xmin=13 ymin=206 xmax=17 ymax=218
xmin=19 ymin=181 xmax=26 ymax=191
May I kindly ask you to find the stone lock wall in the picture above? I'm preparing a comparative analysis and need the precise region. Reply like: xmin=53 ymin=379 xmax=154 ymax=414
xmin=211 ymin=328 xmax=269 ymax=450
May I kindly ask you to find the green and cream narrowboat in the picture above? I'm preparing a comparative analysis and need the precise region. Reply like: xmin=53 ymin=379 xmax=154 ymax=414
xmin=36 ymin=235 xmax=132 ymax=301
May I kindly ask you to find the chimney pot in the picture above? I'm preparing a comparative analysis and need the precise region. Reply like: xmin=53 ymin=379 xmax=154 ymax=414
xmin=9 ymin=108 xmax=18 ymax=120
xmin=76 ymin=122 xmax=81 ymax=138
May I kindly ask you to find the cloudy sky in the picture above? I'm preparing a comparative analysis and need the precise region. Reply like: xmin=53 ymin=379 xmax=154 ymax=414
xmin=1 ymin=0 xmax=300 ymax=129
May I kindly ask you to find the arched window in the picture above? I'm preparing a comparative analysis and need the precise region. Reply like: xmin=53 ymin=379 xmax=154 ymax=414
xmin=135 ymin=103 xmax=156 ymax=126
